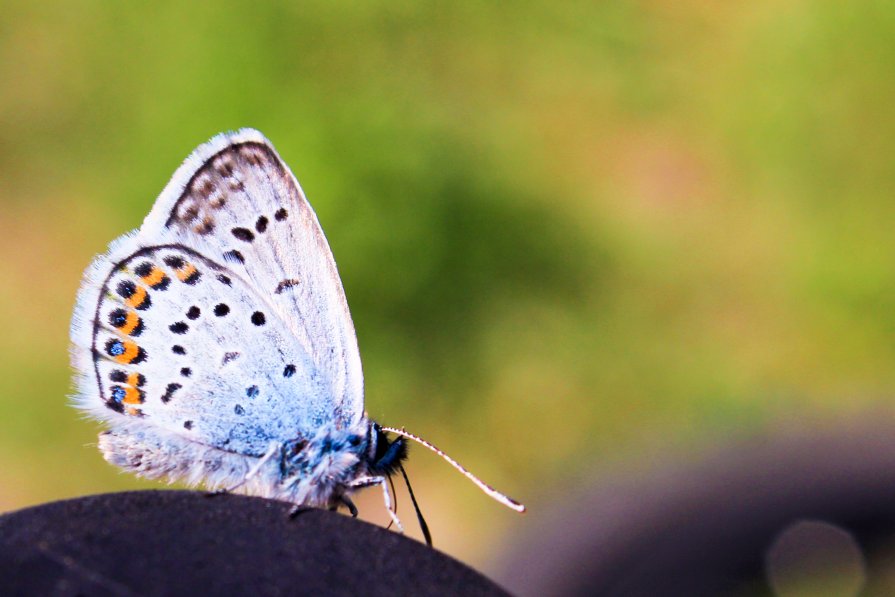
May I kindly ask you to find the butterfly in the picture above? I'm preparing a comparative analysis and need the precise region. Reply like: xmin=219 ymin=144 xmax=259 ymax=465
xmin=69 ymin=129 xmax=524 ymax=545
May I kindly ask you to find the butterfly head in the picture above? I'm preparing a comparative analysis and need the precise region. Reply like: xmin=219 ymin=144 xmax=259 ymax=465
xmin=366 ymin=421 xmax=408 ymax=476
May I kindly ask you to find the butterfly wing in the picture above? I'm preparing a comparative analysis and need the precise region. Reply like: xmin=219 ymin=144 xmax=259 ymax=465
xmin=70 ymin=130 xmax=365 ymax=456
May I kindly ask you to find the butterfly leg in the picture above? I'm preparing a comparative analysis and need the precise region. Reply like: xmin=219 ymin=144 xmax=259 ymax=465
xmin=341 ymin=495 xmax=359 ymax=518
xmin=326 ymin=495 xmax=358 ymax=517
xmin=351 ymin=475 xmax=403 ymax=532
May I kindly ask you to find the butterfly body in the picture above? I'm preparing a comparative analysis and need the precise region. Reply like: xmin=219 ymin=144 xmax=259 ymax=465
xmin=97 ymin=417 xmax=403 ymax=510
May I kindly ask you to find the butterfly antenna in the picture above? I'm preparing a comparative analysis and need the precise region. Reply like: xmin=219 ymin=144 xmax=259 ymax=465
xmin=400 ymin=464 xmax=433 ymax=547
xmin=381 ymin=426 xmax=526 ymax=513
xmin=385 ymin=473 xmax=398 ymax=531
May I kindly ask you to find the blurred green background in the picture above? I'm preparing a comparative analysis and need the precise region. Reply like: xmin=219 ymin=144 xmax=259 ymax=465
xmin=3 ymin=0 xmax=895 ymax=586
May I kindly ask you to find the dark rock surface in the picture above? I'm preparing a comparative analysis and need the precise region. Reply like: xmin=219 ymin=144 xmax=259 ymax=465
xmin=0 ymin=490 xmax=508 ymax=597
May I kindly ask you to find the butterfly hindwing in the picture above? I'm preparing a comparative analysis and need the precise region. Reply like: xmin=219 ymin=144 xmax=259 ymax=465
xmin=87 ymin=244 xmax=335 ymax=456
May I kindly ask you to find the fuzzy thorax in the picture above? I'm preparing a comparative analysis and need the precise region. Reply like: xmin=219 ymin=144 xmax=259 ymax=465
xmin=277 ymin=424 xmax=369 ymax=507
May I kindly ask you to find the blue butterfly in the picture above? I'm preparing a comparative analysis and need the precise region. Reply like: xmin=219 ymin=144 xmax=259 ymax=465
xmin=70 ymin=129 xmax=524 ymax=545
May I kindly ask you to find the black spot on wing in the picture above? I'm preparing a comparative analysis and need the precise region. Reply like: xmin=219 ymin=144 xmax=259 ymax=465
xmin=275 ymin=279 xmax=300 ymax=294
xmin=231 ymin=227 xmax=255 ymax=243
xmin=223 ymin=250 xmax=245 ymax=264
xmin=163 ymin=255 xmax=185 ymax=269
xmin=108 ymin=308 xmax=128 ymax=327
xmin=131 ymin=320 xmax=145 ymax=337
xmin=132 ymin=347 xmax=147 ymax=364
xmin=116 ymin=280 xmax=136 ymax=298
xmin=161 ymin=383 xmax=182 ymax=403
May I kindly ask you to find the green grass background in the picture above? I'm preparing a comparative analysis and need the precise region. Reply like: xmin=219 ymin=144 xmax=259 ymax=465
xmin=3 ymin=0 xmax=895 ymax=583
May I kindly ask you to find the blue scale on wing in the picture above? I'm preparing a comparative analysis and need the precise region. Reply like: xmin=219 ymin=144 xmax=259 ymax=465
xmin=93 ymin=246 xmax=329 ymax=456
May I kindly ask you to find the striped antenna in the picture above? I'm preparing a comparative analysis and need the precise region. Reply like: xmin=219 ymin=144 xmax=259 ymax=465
xmin=381 ymin=426 xmax=526 ymax=513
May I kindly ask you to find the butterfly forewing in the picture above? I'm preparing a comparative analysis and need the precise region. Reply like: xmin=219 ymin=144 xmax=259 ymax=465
xmin=140 ymin=131 xmax=364 ymax=423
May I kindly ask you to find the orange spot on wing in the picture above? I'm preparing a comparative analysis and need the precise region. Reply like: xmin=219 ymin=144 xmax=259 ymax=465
xmin=125 ymin=285 xmax=148 ymax=309
xmin=175 ymin=263 xmax=197 ymax=281
xmin=120 ymin=311 xmax=141 ymax=335
xmin=141 ymin=266 xmax=166 ymax=287
xmin=122 ymin=387 xmax=143 ymax=404
xmin=114 ymin=341 xmax=139 ymax=364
